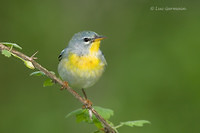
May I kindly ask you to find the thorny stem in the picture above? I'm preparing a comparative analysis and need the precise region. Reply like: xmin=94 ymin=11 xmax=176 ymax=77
xmin=0 ymin=43 xmax=116 ymax=133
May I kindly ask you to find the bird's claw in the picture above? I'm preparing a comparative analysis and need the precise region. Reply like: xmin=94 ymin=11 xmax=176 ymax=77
xmin=82 ymin=99 xmax=93 ymax=109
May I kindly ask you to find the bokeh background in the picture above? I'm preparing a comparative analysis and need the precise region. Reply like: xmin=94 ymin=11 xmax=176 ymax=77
xmin=0 ymin=0 xmax=200 ymax=133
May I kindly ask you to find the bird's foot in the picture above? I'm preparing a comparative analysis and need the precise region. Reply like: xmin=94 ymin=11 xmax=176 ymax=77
xmin=81 ymin=88 xmax=93 ymax=108
xmin=82 ymin=99 xmax=93 ymax=109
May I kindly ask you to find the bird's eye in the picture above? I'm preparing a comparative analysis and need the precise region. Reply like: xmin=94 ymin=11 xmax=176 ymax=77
xmin=83 ymin=38 xmax=91 ymax=42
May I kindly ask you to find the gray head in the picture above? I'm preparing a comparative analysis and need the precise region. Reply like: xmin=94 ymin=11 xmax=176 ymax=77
xmin=67 ymin=31 xmax=104 ymax=55
xmin=58 ymin=31 xmax=105 ymax=61
xmin=70 ymin=31 xmax=99 ymax=44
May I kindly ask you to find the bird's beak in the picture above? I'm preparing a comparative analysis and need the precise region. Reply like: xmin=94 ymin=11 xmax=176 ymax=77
xmin=93 ymin=36 xmax=106 ymax=42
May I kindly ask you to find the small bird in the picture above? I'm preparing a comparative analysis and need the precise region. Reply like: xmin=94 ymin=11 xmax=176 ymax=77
xmin=58 ymin=31 xmax=107 ymax=94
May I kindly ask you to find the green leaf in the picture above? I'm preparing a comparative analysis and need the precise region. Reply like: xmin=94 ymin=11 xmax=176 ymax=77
xmin=67 ymin=109 xmax=93 ymax=123
xmin=66 ymin=106 xmax=114 ymax=130
xmin=119 ymin=120 xmax=150 ymax=128
xmin=93 ymin=119 xmax=103 ymax=129
xmin=2 ymin=50 xmax=11 ymax=57
xmin=66 ymin=108 xmax=83 ymax=118
xmin=43 ymin=79 xmax=54 ymax=87
xmin=30 ymin=71 xmax=55 ymax=76
xmin=93 ymin=106 xmax=114 ymax=120
xmin=30 ymin=71 xmax=45 ymax=76
xmin=76 ymin=109 xmax=93 ymax=123
xmin=1 ymin=42 xmax=22 ymax=49
xmin=66 ymin=106 xmax=113 ymax=121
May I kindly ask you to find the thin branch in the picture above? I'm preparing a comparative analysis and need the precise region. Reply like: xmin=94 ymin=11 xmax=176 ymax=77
xmin=0 ymin=43 xmax=116 ymax=133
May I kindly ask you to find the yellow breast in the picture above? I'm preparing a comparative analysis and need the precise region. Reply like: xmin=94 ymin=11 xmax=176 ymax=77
xmin=65 ymin=53 xmax=104 ymax=76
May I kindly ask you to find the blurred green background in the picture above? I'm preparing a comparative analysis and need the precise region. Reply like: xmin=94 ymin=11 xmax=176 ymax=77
xmin=0 ymin=0 xmax=200 ymax=133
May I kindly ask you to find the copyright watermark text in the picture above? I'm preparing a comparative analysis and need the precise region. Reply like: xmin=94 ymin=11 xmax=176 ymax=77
xmin=150 ymin=6 xmax=187 ymax=11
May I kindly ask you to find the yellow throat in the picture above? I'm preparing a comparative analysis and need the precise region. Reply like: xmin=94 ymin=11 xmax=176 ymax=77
xmin=89 ymin=39 xmax=101 ymax=54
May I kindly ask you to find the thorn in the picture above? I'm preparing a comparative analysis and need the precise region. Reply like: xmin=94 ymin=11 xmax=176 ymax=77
xmin=30 ymin=51 xmax=38 ymax=60
xmin=61 ymin=81 xmax=68 ymax=90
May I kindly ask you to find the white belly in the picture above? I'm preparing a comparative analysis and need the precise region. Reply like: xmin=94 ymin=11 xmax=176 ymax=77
xmin=58 ymin=58 xmax=105 ymax=89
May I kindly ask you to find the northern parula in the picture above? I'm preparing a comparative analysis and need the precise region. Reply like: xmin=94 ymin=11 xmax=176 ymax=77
xmin=58 ymin=31 xmax=107 ymax=90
